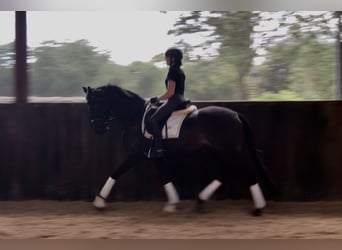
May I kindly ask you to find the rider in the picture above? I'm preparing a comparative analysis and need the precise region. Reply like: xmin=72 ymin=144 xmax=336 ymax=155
xmin=147 ymin=47 xmax=186 ymax=158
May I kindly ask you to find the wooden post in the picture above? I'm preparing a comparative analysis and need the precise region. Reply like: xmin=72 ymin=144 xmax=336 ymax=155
xmin=336 ymin=11 xmax=342 ymax=100
xmin=15 ymin=11 xmax=28 ymax=104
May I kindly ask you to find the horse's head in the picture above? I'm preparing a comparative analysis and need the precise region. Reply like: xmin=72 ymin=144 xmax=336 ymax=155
xmin=84 ymin=84 xmax=146 ymax=133
xmin=83 ymin=86 xmax=111 ymax=134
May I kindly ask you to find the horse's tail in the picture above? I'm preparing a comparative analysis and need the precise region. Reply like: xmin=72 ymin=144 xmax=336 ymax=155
xmin=237 ymin=112 xmax=278 ymax=199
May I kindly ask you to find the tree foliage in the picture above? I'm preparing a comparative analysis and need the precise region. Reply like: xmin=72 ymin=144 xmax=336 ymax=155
xmin=0 ymin=43 xmax=15 ymax=95
xmin=169 ymin=11 xmax=258 ymax=100
xmin=0 ymin=11 xmax=339 ymax=101
xmin=30 ymin=40 xmax=111 ymax=96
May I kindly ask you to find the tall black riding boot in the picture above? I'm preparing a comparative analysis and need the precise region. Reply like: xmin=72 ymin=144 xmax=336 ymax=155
xmin=148 ymin=123 xmax=165 ymax=158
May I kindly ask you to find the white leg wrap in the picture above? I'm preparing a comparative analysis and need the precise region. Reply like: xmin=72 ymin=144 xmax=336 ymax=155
xmin=99 ymin=177 xmax=116 ymax=199
xmin=250 ymin=183 xmax=266 ymax=209
xmin=199 ymin=179 xmax=222 ymax=201
xmin=164 ymin=182 xmax=180 ymax=204
xmin=93 ymin=195 xmax=106 ymax=209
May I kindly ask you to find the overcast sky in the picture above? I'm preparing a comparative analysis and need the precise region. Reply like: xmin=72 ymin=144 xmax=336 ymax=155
xmin=2 ymin=11 xmax=332 ymax=66
xmin=0 ymin=11 xmax=187 ymax=65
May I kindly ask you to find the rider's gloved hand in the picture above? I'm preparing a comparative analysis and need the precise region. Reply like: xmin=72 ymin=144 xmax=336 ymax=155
xmin=149 ymin=97 xmax=159 ymax=104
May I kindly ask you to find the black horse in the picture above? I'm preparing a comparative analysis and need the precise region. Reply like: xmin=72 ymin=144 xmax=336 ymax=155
xmin=83 ymin=84 xmax=276 ymax=215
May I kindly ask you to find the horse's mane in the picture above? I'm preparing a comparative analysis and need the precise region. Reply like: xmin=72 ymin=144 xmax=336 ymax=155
xmin=103 ymin=84 xmax=146 ymax=125
xmin=106 ymin=84 xmax=145 ymax=103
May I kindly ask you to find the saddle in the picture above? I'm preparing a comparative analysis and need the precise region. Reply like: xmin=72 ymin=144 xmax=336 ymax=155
xmin=142 ymin=100 xmax=197 ymax=139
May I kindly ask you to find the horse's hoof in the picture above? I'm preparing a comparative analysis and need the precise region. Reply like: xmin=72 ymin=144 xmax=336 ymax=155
xmin=93 ymin=195 xmax=106 ymax=210
xmin=196 ymin=198 xmax=206 ymax=213
xmin=251 ymin=208 xmax=263 ymax=216
xmin=163 ymin=203 xmax=178 ymax=213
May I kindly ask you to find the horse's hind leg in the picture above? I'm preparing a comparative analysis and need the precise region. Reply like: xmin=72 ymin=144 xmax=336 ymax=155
xmin=247 ymin=166 xmax=266 ymax=216
xmin=249 ymin=182 xmax=266 ymax=216
xmin=196 ymin=148 xmax=265 ymax=216
xmin=197 ymin=179 xmax=222 ymax=212
xmin=196 ymin=148 xmax=225 ymax=211
xmin=163 ymin=182 xmax=180 ymax=212
xmin=198 ymin=179 xmax=222 ymax=202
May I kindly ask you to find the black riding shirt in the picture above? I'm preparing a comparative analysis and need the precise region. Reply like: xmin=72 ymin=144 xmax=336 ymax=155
xmin=165 ymin=65 xmax=185 ymax=95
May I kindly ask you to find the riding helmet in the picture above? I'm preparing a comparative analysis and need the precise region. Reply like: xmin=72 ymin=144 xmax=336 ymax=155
xmin=165 ymin=48 xmax=183 ymax=65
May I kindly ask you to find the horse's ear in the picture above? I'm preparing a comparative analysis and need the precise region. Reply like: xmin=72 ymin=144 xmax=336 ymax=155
xmin=83 ymin=86 xmax=93 ymax=94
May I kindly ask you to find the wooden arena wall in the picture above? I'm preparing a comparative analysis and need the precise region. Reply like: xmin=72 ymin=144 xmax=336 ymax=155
xmin=0 ymin=101 xmax=342 ymax=201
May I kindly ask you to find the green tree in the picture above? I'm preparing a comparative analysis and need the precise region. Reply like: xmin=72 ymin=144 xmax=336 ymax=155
xmin=30 ymin=40 xmax=111 ymax=96
xmin=184 ymin=59 xmax=236 ymax=100
xmin=257 ymin=44 xmax=295 ymax=93
xmin=288 ymin=40 xmax=335 ymax=99
xmin=28 ymin=39 xmax=167 ymax=98
xmin=169 ymin=11 xmax=258 ymax=100
xmin=255 ymin=90 xmax=302 ymax=101
xmin=334 ymin=11 xmax=342 ymax=99
xmin=124 ymin=61 xmax=164 ymax=98
xmin=255 ymin=12 xmax=336 ymax=100
xmin=0 ymin=42 xmax=14 ymax=96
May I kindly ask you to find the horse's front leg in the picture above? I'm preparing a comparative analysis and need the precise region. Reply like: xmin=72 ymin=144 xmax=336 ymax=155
xmin=154 ymin=158 xmax=180 ymax=213
xmin=93 ymin=155 xmax=143 ymax=210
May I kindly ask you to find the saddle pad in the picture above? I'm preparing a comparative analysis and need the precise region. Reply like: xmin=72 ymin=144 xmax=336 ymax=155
xmin=142 ymin=104 xmax=197 ymax=139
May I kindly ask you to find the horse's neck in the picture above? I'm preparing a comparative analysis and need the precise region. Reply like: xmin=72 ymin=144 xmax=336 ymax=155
xmin=107 ymin=86 xmax=146 ymax=125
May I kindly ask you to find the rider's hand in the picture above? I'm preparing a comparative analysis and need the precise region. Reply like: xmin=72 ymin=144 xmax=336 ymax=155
xmin=150 ymin=97 xmax=159 ymax=104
